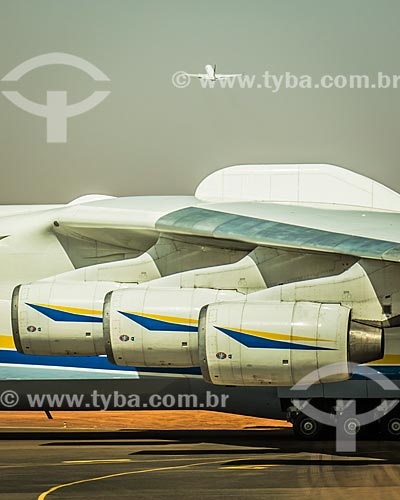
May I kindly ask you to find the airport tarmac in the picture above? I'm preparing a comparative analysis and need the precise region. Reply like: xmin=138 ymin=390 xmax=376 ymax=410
xmin=1 ymin=426 xmax=400 ymax=500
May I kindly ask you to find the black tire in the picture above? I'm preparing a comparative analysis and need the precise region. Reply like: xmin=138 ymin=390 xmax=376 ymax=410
xmin=340 ymin=416 xmax=361 ymax=437
xmin=380 ymin=412 xmax=400 ymax=439
xmin=292 ymin=413 xmax=326 ymax=440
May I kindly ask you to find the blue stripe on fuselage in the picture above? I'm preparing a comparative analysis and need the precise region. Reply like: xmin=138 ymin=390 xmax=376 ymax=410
xmin=0 ymin=350 xmax=201 ymax=375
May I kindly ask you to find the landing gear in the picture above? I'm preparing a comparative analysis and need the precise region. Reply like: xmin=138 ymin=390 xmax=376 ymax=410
xmin=286 ymin=399 xmax=400 ymax=440
xmin=292 ymin=413 xmax=327 ymax=440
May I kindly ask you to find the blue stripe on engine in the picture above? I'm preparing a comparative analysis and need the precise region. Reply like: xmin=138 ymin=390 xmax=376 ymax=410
xmin=118 ymin=311 xmax=198 ymax=332
xmin=26 ymin=303 xmax=103 ymax=323
xmin=216 ymin=327 xmax=335 ymax=350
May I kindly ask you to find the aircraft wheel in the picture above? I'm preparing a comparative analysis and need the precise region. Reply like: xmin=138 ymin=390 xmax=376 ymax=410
xmin=292 ymin=413 xmax=326 ymax=440
xmin=380 ymin=413 xmax=400 ymax=439
xmin=341 ymin=417 xmax=361 ymax=437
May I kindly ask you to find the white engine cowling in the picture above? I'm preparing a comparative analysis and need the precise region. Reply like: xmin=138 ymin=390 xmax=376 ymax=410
xmin=199 ymin=301 xmax=384 ymax=386
xmin=104 ymin=287 xmax=240 ymax=367
xmin=12 ymin=281 xmax=123 ymax=355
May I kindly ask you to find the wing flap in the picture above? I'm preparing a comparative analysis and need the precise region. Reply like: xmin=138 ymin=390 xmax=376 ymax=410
xmin=156 ymin=207 xmax=400 ymax=263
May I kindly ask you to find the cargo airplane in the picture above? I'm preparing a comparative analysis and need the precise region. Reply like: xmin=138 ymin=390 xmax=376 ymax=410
xmin=1 ymin=164 xmax=400 ymax=439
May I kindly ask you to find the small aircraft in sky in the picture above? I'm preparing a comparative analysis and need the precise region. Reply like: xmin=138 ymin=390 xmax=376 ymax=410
xmin=186 ymin=64 xmax=242 ymax=81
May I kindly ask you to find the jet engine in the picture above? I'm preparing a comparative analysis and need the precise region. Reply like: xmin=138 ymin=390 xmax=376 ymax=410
xmin=12 ymin=281 xmax=123 ymax=356
xmin=199 ymin=301 xmax=384 ymax=386
xmin=104 ymin=287 xmax=241 ymax=367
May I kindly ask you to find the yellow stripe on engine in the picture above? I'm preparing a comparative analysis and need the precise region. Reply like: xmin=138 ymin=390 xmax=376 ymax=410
xmin=0 ymin=335 xmax=15 ymax=349
xmin=33 ymin=304 xmax=103 ymax=316
xmin=130 ymin=312 xmax=198 ymax=325
xmin=228 ymin=327 xmax=335 ymax=343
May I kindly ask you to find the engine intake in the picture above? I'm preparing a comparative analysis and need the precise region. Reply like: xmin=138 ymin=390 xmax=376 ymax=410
xmin=12 ymin=281 xmax=122 ymax=356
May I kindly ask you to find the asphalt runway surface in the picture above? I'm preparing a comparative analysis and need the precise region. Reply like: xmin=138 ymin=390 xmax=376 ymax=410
xmin=1 ymin=428 xmax=400 ymax=500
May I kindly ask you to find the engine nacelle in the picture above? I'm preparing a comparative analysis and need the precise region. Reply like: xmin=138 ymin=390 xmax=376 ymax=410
xmin=12 ymin=281 xmax=122 ymax=356
xmin=199 ymin=301 xmax=384 ymax=386
xmin=104 ymin=287 xmax=240 ymax=367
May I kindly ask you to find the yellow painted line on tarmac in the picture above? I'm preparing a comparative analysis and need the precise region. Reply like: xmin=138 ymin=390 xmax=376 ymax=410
xmin=38 ymin=458 xmax=229 ymax=500
xmin=0 ymin=456 xmax=225 ymax=470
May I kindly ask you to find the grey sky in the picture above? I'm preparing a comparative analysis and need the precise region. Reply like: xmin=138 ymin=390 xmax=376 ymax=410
xmin=0 ymin=0 xmax=400 ymax=203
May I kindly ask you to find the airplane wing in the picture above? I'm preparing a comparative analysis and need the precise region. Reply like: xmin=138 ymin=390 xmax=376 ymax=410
xmin=52 ymin=191 xmax=400 ymax=266
xmin=216 ymin=74 xmax=243 ymax=79
xmin=51 ymin=163 xmax=400 ymax=266
xmin=155 ymin=203 xmax=400 ymax=262
xmin=185 ymin=73 xmax=207 ymax=78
